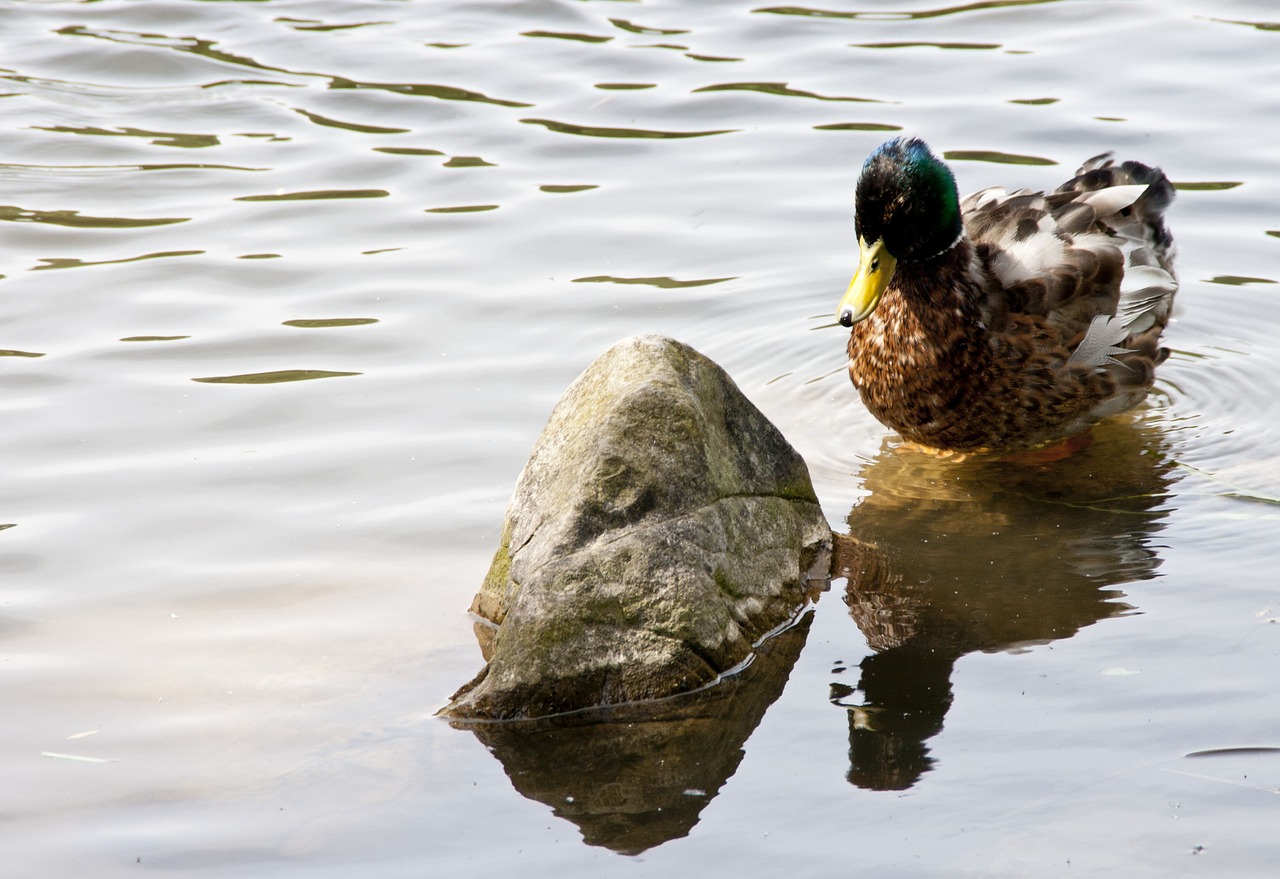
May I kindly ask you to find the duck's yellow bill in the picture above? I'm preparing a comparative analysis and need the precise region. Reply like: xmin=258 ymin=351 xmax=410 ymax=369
xmin=837 ymin=237 xmax=896 ymax=327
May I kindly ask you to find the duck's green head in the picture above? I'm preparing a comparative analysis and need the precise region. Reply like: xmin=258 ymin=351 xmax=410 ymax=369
xmin=837 ymin=138 xmax=962 ymax=327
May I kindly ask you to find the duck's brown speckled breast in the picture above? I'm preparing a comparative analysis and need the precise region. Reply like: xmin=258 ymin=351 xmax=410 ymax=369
xmin=845 ymin=246 xmax=1114 ymax=452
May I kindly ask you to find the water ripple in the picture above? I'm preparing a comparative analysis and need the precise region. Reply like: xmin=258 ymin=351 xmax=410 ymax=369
xmin=56 ymin=24 xmax=294 ymax=79
xmin=425 ymin=204 xmax=500 ymax=214
xmin=943 ymin=149 xmax=1057 ymax=165
xmin=292 ymin=108 xmax=409 ymax=135
xmin=328 ymin=77 xmax=531 ymax=107
xmin=685 ymin=53 xmax=743 ymax=63
xmin=1203 ymin=275 xmax=1276 ymax=287
xmin=609 ymin=19 xmax=691 ymax=36
xmin=0 ymin=206 xmax=187 ymax=228
xmin=282 ymin=319 xmax=380 ymax=329
xmin=371 ymin=148 xmax=444 ymax=157
xmin=813 ymin=122 xmax=903 ymax=132
xmin=55 ymin=24 xmax=532 ymax=107
xmin=693 ymin=82 xmax=889 ymax=103
xmin=2 ymin=72 xmax=232 ymax=106
xmin=520 ymin=30 xmax=614 ymax=44
xmin=521 ymin=117 xmax=736 ymax=139
xmin=191 ymin=370 xmax=362 ymax=385
xmin=756 ymin=0 xmax=1067 ymax=21
xmin=34 ymin=125 xmax=220 ymax=149
xmin=571 ymin=275 xmax=736 ymax=289
xmin=32 ymin=250 xmax=204 ymax=271
xmin=1209 ymin=18 xmax=1280 ymax=33
xmin=275 ymin=17 xmax=392 ymax=34
xmin=234 ymin=190 xmax=389 ymax=202
xmin=852 ymin=41 xmax=1003 ymax=50
xmin=1173 ymin=181 xmax=1244 ymax=191
xmin=442 ymin=156 xmax=496 ymax=168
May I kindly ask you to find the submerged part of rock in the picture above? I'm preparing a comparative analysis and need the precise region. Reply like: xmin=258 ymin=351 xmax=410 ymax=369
xmin=443 ymin=334 xmax=831 ymax=720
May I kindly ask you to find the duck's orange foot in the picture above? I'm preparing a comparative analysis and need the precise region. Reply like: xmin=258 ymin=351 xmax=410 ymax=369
xmin=1000 ymin=432 xmax=1095 ymax=465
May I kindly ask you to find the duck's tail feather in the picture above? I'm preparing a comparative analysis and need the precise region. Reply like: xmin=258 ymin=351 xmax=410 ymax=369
xmin=1057 ymin=154 xmax=1176 ymax=265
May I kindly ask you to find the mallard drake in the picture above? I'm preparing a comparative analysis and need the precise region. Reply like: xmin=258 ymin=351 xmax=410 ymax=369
xmin=836 ymin=137 xmax=1177 ymax=453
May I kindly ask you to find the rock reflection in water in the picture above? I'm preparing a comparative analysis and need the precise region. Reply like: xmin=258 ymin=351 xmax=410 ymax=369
xmin=451 ymin=612 xmax=812 ymax=855
xmin=834 ymin=419 xmax=1177 ymax=791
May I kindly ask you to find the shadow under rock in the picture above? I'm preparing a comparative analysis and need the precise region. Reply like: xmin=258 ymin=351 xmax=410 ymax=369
xmin=834 ymin=417 xmax=1179 ymax=791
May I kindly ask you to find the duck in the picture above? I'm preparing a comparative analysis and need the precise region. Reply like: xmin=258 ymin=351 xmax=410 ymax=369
xmin=836 ymin=137 xmax=1177 ymax=454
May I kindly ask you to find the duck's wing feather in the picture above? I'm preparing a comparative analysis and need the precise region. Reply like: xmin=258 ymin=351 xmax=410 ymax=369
xmin=961 ymin=155 xmax=1177 ymax=376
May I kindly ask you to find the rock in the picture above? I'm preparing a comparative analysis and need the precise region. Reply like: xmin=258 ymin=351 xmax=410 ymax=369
xmin=443 ymin=334 xmax=830 ymax=720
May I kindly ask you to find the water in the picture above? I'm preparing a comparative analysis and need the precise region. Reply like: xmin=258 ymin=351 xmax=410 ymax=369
xmin=3 ymin=0 xmax=1278 ymax=874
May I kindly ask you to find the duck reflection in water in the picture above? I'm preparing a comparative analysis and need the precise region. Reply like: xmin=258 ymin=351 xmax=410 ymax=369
xmin=833 ymin=417 xmax=1177 ymax=791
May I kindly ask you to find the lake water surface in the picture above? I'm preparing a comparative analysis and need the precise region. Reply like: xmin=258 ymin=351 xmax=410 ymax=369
xmin=3 ymin=0 xmax=1278 ymax=875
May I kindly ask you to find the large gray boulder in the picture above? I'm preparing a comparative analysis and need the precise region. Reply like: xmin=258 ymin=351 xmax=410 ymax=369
xmin=444 ymin=334 xmax=830 ymax=720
